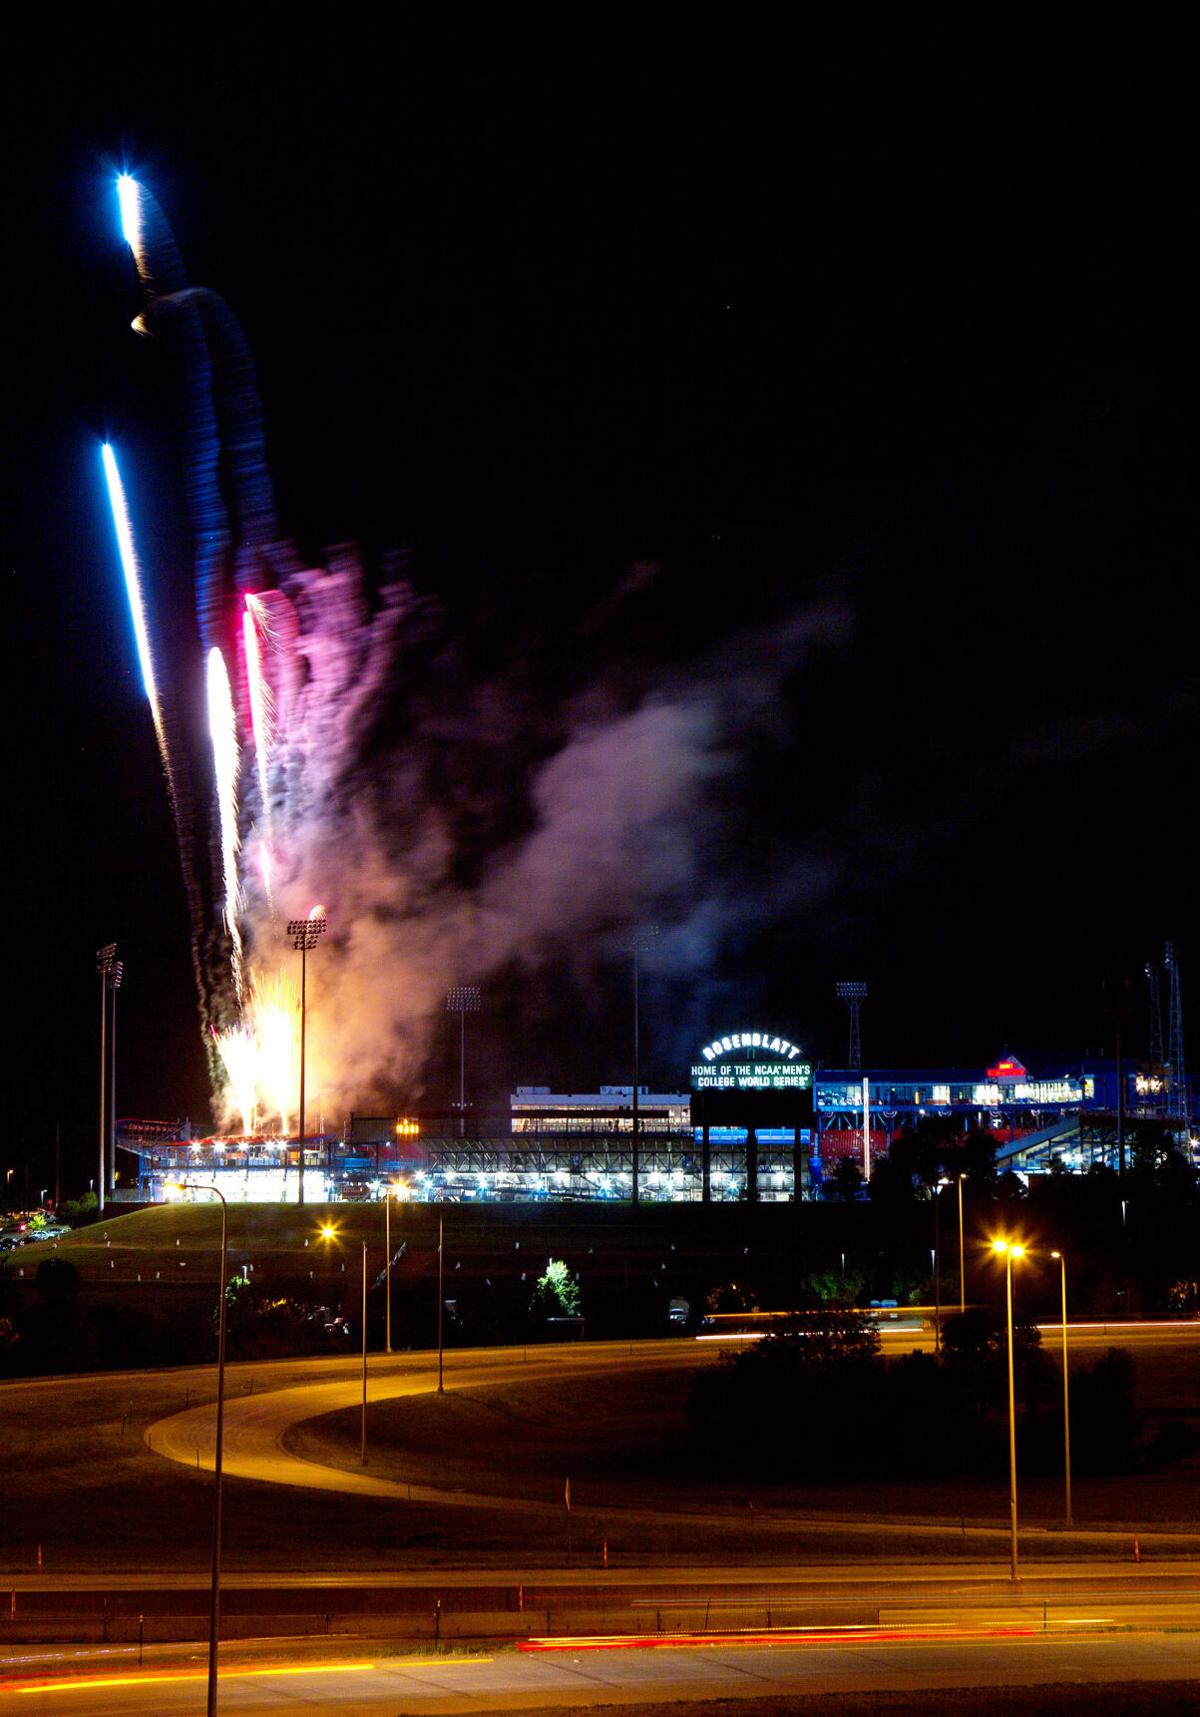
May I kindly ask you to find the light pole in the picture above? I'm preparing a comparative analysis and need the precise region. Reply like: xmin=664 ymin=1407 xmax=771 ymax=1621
xmin=1050 ymin=1249 xmax=1073 ymax=1526
xmin=957 ymin=1174 xmax=967 ymax=1313
xmin=319 ymin=1223 xmax=369 ymax=1464
xmin=445 ymin=987 xmax=481 ymax=1138
xmin=107 ymin=958 xmax=124 ymax=1196
xmin=991 ymin=1237 xmax=1026 ymax=1582
xmin=626 ymin=927 xmax=659 ymax=1208
xmin=287 ymin=908 xmax=327 ymax=1206
xmin=96 ymin=944 xmax=117 ymax=1214
xmin=933 ymin=1177 xmax=949 ymax=1352
xmin=360 ymin=1238 xmax=368 ymax=1465
xmin=167 ymin=1182 xmax=228 ymax=1717
xmin=437 ymin=1210 xmax=445 ymax=1394
xmin=385 ymin=1182 xmax=400 ymax=1356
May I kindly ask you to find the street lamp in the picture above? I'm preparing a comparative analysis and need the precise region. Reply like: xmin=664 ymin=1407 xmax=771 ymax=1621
xmin=991 ymin=1237 xmax=1027 ymax=1582
xmin=318 ymin=1224 xmax=368 ymax=1464
xmin=166 ymin=1182 xmax=228 ymax=1717
xmin=445 ymin=987 xmax=480 ymax=1138
xmin=933 ymin=1176 xmax=950 ymax=1353
xmin=957 ymin=1174 xmax=967 ymax=1314
xmin=287 ymin=907 xmax=327 ymax=1206
xmin=1050 ymin=1250 xmax=1073 ymax=1527
xmin=96 ymin=944 xmax=117 ymax=1214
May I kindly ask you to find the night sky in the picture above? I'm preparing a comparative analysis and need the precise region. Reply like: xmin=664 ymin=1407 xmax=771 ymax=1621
xmin=5 ymin=45 xmax=1197 ymax=1189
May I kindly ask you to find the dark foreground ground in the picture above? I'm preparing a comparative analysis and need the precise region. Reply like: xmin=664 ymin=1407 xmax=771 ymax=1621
xmin=499 ymin=1695 xmax=1200 ymax=1716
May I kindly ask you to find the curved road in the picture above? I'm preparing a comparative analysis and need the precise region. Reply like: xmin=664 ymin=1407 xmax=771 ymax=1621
xmin=144 ymin=1330 xmax=1200 ymax=1553
xmin=147 ymin=1341 xmax=700 ymax=1510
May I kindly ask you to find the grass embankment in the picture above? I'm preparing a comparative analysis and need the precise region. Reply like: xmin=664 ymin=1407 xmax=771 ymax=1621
xmin=288 ymin=1353 xmax=1200 ymax=1556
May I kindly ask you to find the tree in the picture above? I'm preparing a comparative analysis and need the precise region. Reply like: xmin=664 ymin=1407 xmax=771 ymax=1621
xmin=1069 ymin=1347 xmax=1141 ymax=1472
xmin=828 ymin=1157 xmax=865 ymax=1201
xmin=531 ymin=1258 xmax=580 ymax=1320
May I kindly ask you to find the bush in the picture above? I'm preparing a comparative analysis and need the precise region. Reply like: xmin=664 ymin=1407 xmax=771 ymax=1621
xmin=687 ymin=1311 xmax=883 ymax=1475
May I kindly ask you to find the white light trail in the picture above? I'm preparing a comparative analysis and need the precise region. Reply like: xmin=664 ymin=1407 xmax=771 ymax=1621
xmin=100 ymin=442 xmax=170 ymax=769
xmin=116 ymin=174 xmax=149 ymax=283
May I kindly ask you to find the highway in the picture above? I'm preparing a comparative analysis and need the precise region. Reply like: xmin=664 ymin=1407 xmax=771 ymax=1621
xmin=5 ymin=1625 xmax=1200 ymax=1713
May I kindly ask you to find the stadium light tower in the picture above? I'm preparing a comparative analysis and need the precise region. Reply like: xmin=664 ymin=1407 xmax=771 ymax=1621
xmin=836 ymin=980 xmax=868 ymax=1070
xmin=625 ymin=926 xmax=660 ymax=1208
xmin=96 ymin=944 xmax=117 ymax=1214
xmin=107 ymin=959 xmax=124 ymax=1196
xmin=445 ymin=986 xmax=481 ymax=1137
xmin=287 ymin=907 xmax=328 ymax=1206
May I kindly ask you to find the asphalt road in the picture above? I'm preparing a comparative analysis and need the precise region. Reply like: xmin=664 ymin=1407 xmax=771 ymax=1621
xmin=147 ymin=1341 xmax=697 ymax=1507
xmin=5 ymin=1627 xmax=1200 ymax=1714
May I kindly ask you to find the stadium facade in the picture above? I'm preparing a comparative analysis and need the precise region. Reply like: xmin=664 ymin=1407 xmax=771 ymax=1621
xmin=119 ymin=1039 xmax=1197 ymax=1205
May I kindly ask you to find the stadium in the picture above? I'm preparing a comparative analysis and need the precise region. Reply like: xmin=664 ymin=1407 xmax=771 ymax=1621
xmin=116 ymin=1040 xmax=1199 ymax=1206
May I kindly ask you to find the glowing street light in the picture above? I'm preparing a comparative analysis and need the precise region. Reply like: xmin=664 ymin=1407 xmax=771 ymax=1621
xmin=933 ymin=1176 xmax=950 ymax=1353
xmin=165 ymin=1182 xmax=228 ymax=1717
xmin=287 ymin=907 xmax=327 ymax=1206
xmin=991 ymin=1237 xmax=1027 ymax=1581
xmin=1050 ymin=1250 xmax=1073 ymax=1527
xmin=957 ymin=1173 xmax=968 ymax=1314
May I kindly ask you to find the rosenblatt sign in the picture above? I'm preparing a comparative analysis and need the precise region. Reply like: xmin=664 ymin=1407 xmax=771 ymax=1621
xmin=691 ymin=1032 xmax=813 ymax=1092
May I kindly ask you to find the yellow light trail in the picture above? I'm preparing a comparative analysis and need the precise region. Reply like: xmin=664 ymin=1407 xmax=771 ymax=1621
xmin=13 ymin=1658 xmax=379 ymax=1694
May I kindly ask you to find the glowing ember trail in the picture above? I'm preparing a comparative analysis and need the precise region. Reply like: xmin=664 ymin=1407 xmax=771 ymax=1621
xmin=212 ymin=1021 xmax=257 ymax=1136
xmin=249 ymin=967 xmax=299 ymax=1135
xmin=206 ymin=645 xmax=244 ymax=999
xmin=243 ymin=595 xmax=275 ymax=809
xmin=243 ymin=594 xmax=276 ymax=908
xmin=211 ymin=967 xmax=299 ymax=1136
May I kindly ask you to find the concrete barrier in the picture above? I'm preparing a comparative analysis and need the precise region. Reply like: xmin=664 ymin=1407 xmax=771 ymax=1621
xmin=0 ymin=1601 xmax=882 ymax=1647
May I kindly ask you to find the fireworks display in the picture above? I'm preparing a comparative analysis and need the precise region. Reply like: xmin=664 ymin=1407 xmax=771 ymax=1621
xmin=104 ymin=172 xmax=352 ymax=1137
xmin=100 ymin=170 xmax=747 ymax=1139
